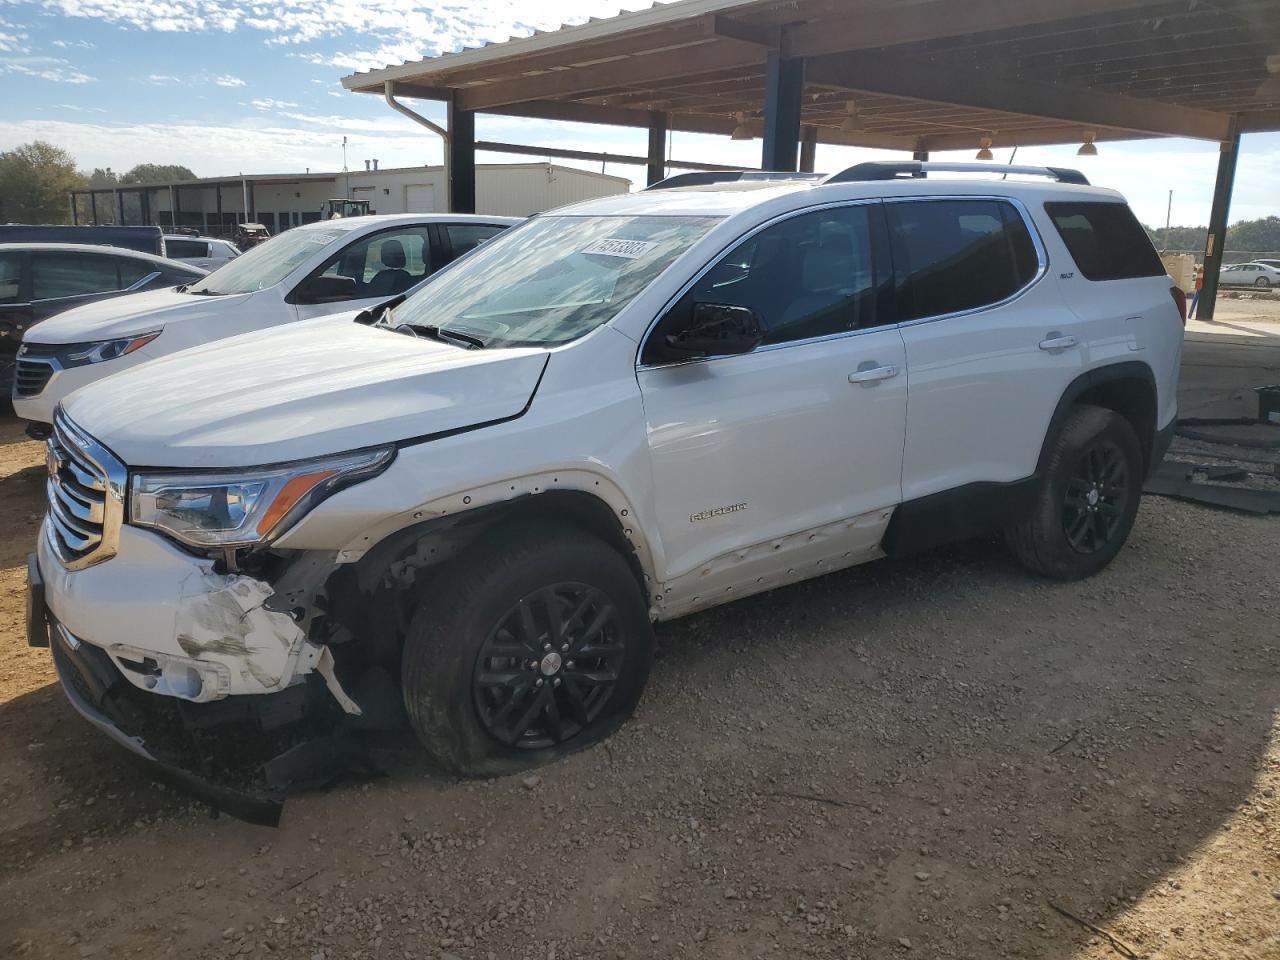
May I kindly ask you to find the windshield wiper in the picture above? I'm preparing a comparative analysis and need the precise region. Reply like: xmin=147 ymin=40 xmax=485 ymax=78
xmin=404 ymin=324 xmax=487 ymax=350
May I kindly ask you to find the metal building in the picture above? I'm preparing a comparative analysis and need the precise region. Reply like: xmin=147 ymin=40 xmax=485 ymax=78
xmin=69 ymin=162 xmax=630 ymax=236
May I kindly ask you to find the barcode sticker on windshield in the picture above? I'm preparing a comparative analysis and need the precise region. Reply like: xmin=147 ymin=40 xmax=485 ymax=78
xmin=581 ymin=238 xmax=655 ymax=260
xmin=307 ymin=232 xmax=344 ymax=245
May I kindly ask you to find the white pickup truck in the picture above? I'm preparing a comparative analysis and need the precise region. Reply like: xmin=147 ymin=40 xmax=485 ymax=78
xmin=28 ymin=163 xmax=1183 ymax=812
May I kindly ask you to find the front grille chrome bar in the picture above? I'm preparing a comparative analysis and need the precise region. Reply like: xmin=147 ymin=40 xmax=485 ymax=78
xmin=44 ymin=411 xmax=125 ymax=570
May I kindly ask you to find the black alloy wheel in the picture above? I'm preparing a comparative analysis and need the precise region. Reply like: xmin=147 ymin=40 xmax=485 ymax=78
xmin=1061 ymin=439 xmax=1131 ymax=554
xmin=473 ymin=583 xmax=625 ymax=749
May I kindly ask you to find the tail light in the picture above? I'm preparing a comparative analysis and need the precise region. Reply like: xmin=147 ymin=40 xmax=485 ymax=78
xmin=1169 ymin=285 xmax=1187 ymax=325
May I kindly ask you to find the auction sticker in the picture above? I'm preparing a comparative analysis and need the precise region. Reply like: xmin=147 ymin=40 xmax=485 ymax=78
xmin=581 ymin=237 xmax=655 ymax=259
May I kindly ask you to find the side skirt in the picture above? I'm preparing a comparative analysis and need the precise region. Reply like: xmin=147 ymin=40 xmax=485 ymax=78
xmin=881 ymin=477 xmax=1040 ymax=559
xmin=655 ymin=507 xmax=893 ymax=620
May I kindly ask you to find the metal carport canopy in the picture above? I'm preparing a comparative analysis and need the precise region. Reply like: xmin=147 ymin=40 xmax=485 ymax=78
xmin=342 ymin=0 xmax=1280 ymax=318
xmin=342 ymin=0 xmax=1280 ymax=151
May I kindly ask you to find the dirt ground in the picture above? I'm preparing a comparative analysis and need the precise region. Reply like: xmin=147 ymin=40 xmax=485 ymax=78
xmin=2 ymin=324 xmax=1279 ymax=959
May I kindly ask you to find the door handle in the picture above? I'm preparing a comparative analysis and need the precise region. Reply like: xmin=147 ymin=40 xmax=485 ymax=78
xmin=848 ymin=364 xmax=899 ymax=385
xmin=1038 ymin=333 xmax=1078 ymax=351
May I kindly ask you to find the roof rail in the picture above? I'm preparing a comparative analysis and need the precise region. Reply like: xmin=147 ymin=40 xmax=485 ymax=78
xmin=824 ymin=162 xmax=1090 ymax=186
xmin=645 ymin=170 xmax=824 ymax=190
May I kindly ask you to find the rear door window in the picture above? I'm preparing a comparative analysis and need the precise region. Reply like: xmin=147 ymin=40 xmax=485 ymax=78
xmin=444 ymin=223 xmax=509 ymax=263
xmin=1044 ymin=201 xmax=1164 ymax=281
xmin=886 ymin=199 xmax=1040 ymax=322
xmin=30 ymin=253 xmax=123 ymax=300
xmin=166 ymin=238 xmax=209 ymax=258
xmin=116 ymin=258 xmax=156 ymax=288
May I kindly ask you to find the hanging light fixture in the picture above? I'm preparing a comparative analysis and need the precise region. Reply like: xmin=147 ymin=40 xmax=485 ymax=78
xmin=1077 ymin=130 xmax=1099 ymax=156
xmin=975 ymin=136 xmax=994 ymax=161
xmin=1257 ymin=54 xmax=1280 ymax=101
xmin=730 ymin=111 xmax=753 ymax=140
xmin=840 ymin=100 xmax=863 ymax=133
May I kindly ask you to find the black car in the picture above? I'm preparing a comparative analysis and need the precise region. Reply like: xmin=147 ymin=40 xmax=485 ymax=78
xmin=0 ymin=242 xmax=206 ymax=398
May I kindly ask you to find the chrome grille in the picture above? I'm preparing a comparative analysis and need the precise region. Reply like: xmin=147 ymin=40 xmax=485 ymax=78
xmin=45 ymin=413 xmax=125 ymax=569
xmin=15 ymin=358 xmax=54 ymax=397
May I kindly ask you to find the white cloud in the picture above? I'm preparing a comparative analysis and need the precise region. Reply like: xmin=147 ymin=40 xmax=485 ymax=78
xmin=247 ymin=97 xmax=298 ymax=110
xmin=51 ymin=38 xmax=95 ymax=49
xmin=147 ymin=73 xmax=179 ymax=83
xmin=1 ymin=55 xmax=94 ymax=83
xmin=0 ymin=17 xmax=28 ymax=53
xmin=214 ymin=73 xmax=245 ymax=87
xmin=16 ymin=0 xmax=635 ymax=68
xmin=0 ymin=116 xmax=445 ymax=173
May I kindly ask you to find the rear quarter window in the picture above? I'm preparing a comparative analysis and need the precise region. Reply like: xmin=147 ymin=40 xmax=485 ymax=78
xmin=1044 ymin=201 xmax=1164 ymax=281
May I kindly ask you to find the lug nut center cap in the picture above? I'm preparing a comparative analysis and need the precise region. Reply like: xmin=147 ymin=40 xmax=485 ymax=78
xmin=539 ymin=652 xmax=563 ymax=676
xmin=1086 ymin=488 xmax=1100 ymax=506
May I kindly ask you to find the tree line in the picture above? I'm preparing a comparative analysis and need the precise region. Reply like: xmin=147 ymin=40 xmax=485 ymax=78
xmin=1143 ymin=218 xmax=1280 ymax=255
xmin=0 ymin=140 xmax=194 ymax=224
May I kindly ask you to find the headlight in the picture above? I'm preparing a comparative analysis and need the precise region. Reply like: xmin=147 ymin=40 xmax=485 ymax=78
xmin=129 ymin=446 xmax=394 ymax=548
xmin=63 ymin=331 xmax=162 ymax=366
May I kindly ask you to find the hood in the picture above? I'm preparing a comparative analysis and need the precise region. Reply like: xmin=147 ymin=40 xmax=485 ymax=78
xmin=25 ymin=287 xmax=252 ymax=343
xmin=62 ymin=320 xmax=549 ymax=468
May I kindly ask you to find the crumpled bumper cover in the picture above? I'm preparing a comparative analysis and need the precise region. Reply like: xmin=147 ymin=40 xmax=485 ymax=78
xmin=47 ymin=617 xmax=378 ymax=826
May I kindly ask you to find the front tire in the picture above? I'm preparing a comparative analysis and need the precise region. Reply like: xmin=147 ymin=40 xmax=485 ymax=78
xmin=401 ymin=522 xmax=653 ymax=777
xmin=1005 ymin=405 xmax=1143 ymax=580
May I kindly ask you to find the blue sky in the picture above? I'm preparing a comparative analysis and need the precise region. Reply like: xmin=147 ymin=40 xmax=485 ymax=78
xmin=1 ymin=0 xmax=1277 ymax=229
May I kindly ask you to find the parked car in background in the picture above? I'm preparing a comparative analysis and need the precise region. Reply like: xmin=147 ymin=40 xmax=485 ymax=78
xmin=25 ymin=164 xmax=1183 ymax=812
xmin=0 ymin=224 xmax=165 ymax=255
xmin=12 ymin=214 xmax=517 ymax=429
xmin=1 ymin=243 xmax=205 ymax=402
xmin=163 ymin=234 xmax=241 ymax=271
xmin=1219 ymin=261 xmax=1280 ymax=288
xmin=1248 ymin=258 xmax=1280 ymax=271
xmin=235 ymin=222 xmax=272 ymax=250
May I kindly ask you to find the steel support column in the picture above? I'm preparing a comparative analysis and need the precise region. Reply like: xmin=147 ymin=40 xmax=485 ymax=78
xmin=647 ymin=111 xmax=669 ymax=186
xmin=70 ymin=193 xmax=79 ymax=225
xmin=89 ymin=191 xmax=98 ymax=225
xmin=799 ymin=125 xmax=818 ymax=172
xmin=216 ymin=183 xmax=223 ymax=235
xmin=115 ymin=189 xmax=124 ymax=225
xmin=448 ymin=93 xmax=477 ymax=213
xmin=761 ymin=52 xmax=804 ymax=172
xmin=1198 ymin=123 xmax=1241 ymax=322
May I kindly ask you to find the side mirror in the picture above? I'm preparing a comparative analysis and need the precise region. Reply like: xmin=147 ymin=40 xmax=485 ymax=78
xmin=293 ymin=275 xmax=358 ymax=305
xmin=661 ymin=302 xmax=763 ymax=361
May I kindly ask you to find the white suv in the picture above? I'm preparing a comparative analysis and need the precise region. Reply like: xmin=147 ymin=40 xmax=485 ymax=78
xmin=13 ymin=214 xmax=515 ymax=431
xmin=27 ymin=163 xmax=1183 ymax=812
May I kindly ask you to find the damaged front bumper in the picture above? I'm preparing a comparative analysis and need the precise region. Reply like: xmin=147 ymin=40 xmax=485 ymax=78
xmin=32 ymin=524 xmax=374 ymax=825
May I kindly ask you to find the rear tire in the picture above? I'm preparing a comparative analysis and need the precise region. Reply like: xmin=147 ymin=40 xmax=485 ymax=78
xmin=1255 ymin=277 xmax=1270 ymax=289
xmin=401 ymin=521 xmax=652 ymax=777
xmin=1005 ymin=405 xmax=1143 ymax=580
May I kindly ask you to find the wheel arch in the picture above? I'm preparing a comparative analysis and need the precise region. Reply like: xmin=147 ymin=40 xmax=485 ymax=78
xmin=1037 ymin=361 xmax=1158 ymax=476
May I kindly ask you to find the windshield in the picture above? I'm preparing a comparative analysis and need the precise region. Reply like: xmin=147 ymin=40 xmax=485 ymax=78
xmin=390 ymin=215 xmax=720 ymax=347
xmin=187 ymin=226 xmax=354 ymax=295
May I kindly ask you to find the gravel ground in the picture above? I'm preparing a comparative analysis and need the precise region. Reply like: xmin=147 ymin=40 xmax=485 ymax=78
xmin=1 ymin=410 xmax=1278 ymax=960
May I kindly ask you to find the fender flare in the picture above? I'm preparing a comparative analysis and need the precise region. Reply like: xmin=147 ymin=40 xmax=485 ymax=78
xmin=1034 ymin=360 xmax=1157 ymax=475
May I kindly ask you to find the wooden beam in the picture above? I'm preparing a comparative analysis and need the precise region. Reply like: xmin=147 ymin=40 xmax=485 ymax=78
xmin=782 ymin=0 xmax=1174 ymax=61
xmin=806 ymin=50 xmax=1233 ymax=141
xmin=1238 ymin=109 xmax=1280 ymax=132
xmin=702 ymin=14 xmax=778 ymax=48
xmin=474 ymin=139 xmax=748 ymax=173
xmin=456 ymin=40 xmax=764 ymax=111
xmin=919 ymin=126 xmax=1156 ymax=151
